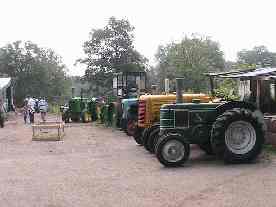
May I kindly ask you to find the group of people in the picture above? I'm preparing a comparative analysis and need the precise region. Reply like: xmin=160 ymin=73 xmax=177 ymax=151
xmin=23 ymin=96 xmax=48 ymax=124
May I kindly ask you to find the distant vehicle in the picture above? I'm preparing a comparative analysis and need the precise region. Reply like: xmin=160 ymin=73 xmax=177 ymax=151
xmin=61 ymin=97 xmax=92 ymax=123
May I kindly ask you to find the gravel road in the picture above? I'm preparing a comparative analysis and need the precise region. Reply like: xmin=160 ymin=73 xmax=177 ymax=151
xmin=0 ymin=114 xmax=275 ymax=207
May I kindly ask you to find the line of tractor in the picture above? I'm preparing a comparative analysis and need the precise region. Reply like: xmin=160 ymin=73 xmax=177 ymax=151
xmin=60 ymin=71 xmax=265 ymax=167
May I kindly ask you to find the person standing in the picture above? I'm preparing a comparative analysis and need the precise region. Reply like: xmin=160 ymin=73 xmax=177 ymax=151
xmin=38 ymin=97 xmax=48 ymax=122
xmin=27 ymin=97 xmax=36 ymax=123
xmin=0 ymin=99 xmax=5 ymax=128
xmin=23 ymin=98 xmax=29 ymax=124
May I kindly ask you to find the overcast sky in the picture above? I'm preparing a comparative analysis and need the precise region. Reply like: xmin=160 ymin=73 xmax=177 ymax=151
xmin=1 ymin=0 xmax=276 ymax=76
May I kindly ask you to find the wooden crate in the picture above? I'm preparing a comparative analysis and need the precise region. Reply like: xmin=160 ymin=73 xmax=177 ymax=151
xmin=32 ymin=121 xmax=65 ymax=141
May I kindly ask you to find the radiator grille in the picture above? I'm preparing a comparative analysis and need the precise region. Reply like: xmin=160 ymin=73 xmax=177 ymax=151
xmin=174 ymin=110 xmax=189 ymax=128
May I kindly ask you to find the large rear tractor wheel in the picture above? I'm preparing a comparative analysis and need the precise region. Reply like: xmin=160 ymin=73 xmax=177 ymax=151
xmin=211 ymin=108 xmax=264 ymax=163
xmin=155 ymin=133 xmax=190 ymax=167
xmin=145 ymin=128 xmax=160 ymax=153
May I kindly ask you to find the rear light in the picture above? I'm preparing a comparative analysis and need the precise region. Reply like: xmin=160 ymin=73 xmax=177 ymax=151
xmin=138 ymin=100 xmax=146 ymax=124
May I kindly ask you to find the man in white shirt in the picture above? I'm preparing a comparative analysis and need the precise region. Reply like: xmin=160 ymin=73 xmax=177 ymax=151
xmin=38 ymin=98 xmax=48 ymax=122
xmin=27 ymin=97 xmax=36 ymax=123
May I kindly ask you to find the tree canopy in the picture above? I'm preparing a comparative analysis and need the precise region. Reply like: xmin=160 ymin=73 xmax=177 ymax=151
xmin=78 ymin=17 xmax=148 ymax=94
xmin=237 ymin=45 xmax=276 ymax=68
xmin=154 ymin=35 xmax=225 ymax=92
xmin=0 ymin=41 xmax=71 ymax=105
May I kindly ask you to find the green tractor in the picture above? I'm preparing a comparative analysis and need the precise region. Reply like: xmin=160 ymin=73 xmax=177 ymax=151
xmin=88 ymin=98 xmax=99 ymax=122
xmin=100 ymin=71 xmax=146 ymax=128
xmin=61 ymin=97 xmax=92 ymax=123
xmin=155 ymin=78 xmax=265 ymax=167
xmin=121 ymin=98 xmax=138 ymax=136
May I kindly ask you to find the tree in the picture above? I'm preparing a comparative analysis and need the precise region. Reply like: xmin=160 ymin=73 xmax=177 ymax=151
xmin=154 ymin=35 xmax=225 ymax=92
xmin=0 ymin=41 xmax=71 ymax=105
xmin=237 ymin=46 xmax=276 ymax=68
xmin=78 ymin=17 xmax=147 ymax=95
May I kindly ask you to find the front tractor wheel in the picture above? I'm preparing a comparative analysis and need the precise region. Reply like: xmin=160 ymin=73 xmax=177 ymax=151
xmin=133 ymin=128 xmax=144 ymax=145
xmin=0 ymin=118 xmax=4 ymax=128
xmin=82 ymin=112 xmax=90 ymax=123
xmin=211 ymin=108 xmax=264 ymax=163
xmin=62 ymin=113 xmax=70 ymax=123
xmin=143 ymin=124 xmax=160 ymax=150
xmin=155 ymin=134 xmax=190 ymax=167
xmin=126 ymin=120 xmax=137 ymax=137
xmin=145 ymin=128 xmax=160 ymax=153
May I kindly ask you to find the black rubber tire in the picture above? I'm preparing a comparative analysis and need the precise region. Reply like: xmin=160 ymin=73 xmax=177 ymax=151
xmin=211 ymin=108 xmax=264 ymax=163
xmin=145 ymin=128 xmax=160 ymax=153
xmin=71 ymin=117 xmax=79 ymax=122
xmin=62 ymin=114 xmax=70 ymax=123
xmin=143 ymin=124 xmax=160 ymax=150
xmin=0 ymin=119 xmax=4 ymax=128
xmin=155 ymin=133 xmax=190 ymax=167
xmin=121 ymin=118 xmax=127 ymax=132
xmin=64 ymin=116 xmax=70 ymax=123
xmin=198 ymin=142 xmax=214 ymax=155
xmin=81 ymin=112 xmax=89 ymax=123
xmin=133 ymin=128 xmax=144 ymax=145
xmin=126 ymin=120 xmax=137 ymax=137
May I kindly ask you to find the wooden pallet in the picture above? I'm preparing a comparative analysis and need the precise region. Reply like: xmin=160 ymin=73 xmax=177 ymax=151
xmin=32 ymin=121 xmax=65 ymax=141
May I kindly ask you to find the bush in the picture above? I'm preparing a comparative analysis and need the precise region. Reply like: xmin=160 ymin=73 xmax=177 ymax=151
xmin=214 ymin=79 xmax=240 ymax=101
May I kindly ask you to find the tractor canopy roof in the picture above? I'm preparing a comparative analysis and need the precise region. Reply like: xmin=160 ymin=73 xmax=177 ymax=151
xmin=206 ymin=67 xmax=276 ymax=80
xmin=139 ymin=94 xmax=211 ymax=102
xmin=122 ymin=98 xmax=138 ymax=104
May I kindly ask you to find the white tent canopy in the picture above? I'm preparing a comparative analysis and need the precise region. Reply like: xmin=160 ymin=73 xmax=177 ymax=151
xmin=0 ymin=78 xmax=11 ymax=90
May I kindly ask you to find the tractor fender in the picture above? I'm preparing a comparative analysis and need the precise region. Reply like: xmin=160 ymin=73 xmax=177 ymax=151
xmin=216 ymin=101 xmax=266 ymax=131
xmin=216 ymin=101 xmax=256 ymax=115
xmin=159 ymin=128 xmax=189 ymax=142
xmin=252 ymin=109 xmax=267 ymax=132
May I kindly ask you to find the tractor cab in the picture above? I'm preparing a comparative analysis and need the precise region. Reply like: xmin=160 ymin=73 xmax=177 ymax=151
xmin=113 ymin=71 xmax=146 ymax=99
xmin=97 ymin=71 xmax=147 ymax=129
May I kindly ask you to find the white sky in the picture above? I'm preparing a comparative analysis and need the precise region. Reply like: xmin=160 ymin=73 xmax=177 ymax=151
xmin=1 ymin=0 xmax=276 ymax=76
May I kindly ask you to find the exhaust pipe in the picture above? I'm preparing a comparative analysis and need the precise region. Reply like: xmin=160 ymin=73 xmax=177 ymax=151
xmin=176 ymin=78 xmax=184 ymax=103
xmin=71 ymin=87 xmax=75 ymax=98
xmin=165 ymin=78 xmax=170 ymax=94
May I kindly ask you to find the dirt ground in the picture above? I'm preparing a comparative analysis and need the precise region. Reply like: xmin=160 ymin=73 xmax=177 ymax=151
xmin=1 ymin=113 xmax=276 ymax=207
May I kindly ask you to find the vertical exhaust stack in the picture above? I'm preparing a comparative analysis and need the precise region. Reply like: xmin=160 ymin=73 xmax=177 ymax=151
xmin=176 ymin=78 xmax=184 ymax=103
xmin=71 ymin=87 xmax=75 ymax=98
xmin=80 ymin=88 xmax=84 ymax=100
xmin=165 ymin=78 xmax=170 ymax=94
xmin=151 ymin=85 xmax=157 ymax=95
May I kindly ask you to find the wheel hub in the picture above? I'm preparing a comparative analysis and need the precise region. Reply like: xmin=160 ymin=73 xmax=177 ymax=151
xmin=225 ymin=120 xmax=256 ymax=154
xmin=162 ymin=140 xmax=185 ymax=162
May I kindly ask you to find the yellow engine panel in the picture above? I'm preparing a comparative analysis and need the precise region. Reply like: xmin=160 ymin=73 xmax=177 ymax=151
xmin=138 ymin=94 xmax=212 ymax=128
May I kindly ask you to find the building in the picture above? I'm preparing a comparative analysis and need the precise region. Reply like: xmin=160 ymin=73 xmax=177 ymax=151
xmin=0 ymin=77 xmax=14 ymax=112
xmin=210 ymin=67 xmax=276 ymax=114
